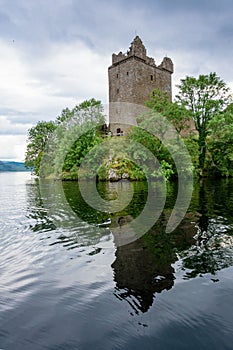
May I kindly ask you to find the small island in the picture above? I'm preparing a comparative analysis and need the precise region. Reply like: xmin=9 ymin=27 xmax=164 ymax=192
xmin=25 ymin=36 xmax=233 ymax=181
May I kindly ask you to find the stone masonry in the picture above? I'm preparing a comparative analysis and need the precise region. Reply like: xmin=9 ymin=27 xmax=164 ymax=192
xmin=108 ymin=36 xmax=174 ymax=135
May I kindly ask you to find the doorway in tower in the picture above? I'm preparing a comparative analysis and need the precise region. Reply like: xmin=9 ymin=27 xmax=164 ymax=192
xmin=116 ymin=128 xmax=124 ymax=136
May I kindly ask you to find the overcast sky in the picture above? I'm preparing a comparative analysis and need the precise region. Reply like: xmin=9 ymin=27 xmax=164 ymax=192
xmin=0 ymin=0 xmax=233 ymax=161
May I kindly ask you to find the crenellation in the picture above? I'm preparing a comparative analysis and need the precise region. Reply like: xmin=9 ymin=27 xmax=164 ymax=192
xmin=145 ymin=56 xmax=156 ymax=66
xmin=158 ymin=57 xmax=174 ymax=73
xmin=112 ymin=52 xmax=128 ymax=65
xmin=108 ymin=36 xmax=174 ymax=135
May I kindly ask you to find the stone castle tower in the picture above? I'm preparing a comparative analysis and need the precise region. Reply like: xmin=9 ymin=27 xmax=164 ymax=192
xmin=108 ymin=36 xmax=174 ymax=134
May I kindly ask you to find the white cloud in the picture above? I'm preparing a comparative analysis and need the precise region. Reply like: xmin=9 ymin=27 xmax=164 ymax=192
xmin=0 ymin=39 xmax=108 ymax=117
xmin=0 ymin=116 xmax=32 ymax=135
xmin=30 ymin=41 xmax=109 ymax=103
xmin=0 ymin=135 xmax=27 ymax=161
xmin=0 ymin=38 xmax=109 ymax=160
xmin=0 ymin=0 xmax=232 ymax=161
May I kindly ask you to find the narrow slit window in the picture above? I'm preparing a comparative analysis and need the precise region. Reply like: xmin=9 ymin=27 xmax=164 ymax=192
xmin=117 ymin=88 xmax=119 ymax=94
xmin=127 ymin=72 xmax=129 ymax=76
xmin=151 ymin=75 xmax=153 ymax=81
xmin=117 ymin=73 xmax=119 ymax=78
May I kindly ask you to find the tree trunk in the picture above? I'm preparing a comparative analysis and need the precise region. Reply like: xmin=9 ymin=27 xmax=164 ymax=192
xmin=198 ymin=132 xmax=207 ymax=176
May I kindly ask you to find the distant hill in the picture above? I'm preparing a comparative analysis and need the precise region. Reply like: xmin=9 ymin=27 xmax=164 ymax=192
xmin=0 ymin=161 xmax=30 ymax=172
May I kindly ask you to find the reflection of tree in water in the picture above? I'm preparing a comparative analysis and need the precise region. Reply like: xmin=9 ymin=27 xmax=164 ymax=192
xmin=111 ymin=179 xmax=233 ymax=314
xmin=26 ymin=176 xmax=233 ymax=312
xmin=112 ymin=214 xmax=198 ymax=314
xmin=181 ymin=180 xmax=233 ymax=278
xmin=25 ymin=178 xmax=112 ymax=249
xmin=198 ymin=181 xmax=209 ymax=233
xmin=26 ymin=178 xmax=56 ymax=232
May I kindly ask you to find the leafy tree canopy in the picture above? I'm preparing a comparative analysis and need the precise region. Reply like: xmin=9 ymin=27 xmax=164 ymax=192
xmin=145 ymin=88 xmax=191 ymax=134
xmin=176 ymin=72 xmax=232 ymax=173
xmin=25 ymin=121 xmax=56 ymax=175
xmin=25 ymin=98 xmax=106 ymax=177
xmin=207 ymin=104 xmax=233 ymax=176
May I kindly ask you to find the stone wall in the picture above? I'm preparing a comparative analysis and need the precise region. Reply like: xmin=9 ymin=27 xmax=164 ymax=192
xmin=108 ymin=36 xmax=174 ymax=135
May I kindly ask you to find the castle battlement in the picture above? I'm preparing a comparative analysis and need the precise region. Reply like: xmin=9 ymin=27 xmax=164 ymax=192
xmin=108 ymin=36 xmax=174 ymax=135
xmin=111 ymin=36 xmax=173 ymax=73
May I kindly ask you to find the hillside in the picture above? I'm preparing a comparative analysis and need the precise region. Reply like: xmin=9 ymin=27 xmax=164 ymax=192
xmin=0 ymin=161 xmax=29 ymax=172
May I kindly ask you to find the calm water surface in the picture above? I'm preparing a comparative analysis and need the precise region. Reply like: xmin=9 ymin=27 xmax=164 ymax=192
xmin=0 ymin=172 xmax=233 ymax=350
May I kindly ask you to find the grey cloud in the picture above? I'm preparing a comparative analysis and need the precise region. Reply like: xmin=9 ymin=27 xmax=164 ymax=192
xmin=1 ymin=0 xmax=232 ymax=61
xmin=0 ymin=108 xmax=33 ymax=118
xmin=0 ymin=0 xmax=233 ymax=160
xmin=0 ymin=0 xmax=232 ymax=84
xmin=0 ymin=120 xmax=32 ymax=135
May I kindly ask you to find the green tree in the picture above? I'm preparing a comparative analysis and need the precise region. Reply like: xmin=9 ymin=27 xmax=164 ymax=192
xmin=25 ymin=98 xmax=106 ymax=179
xmin=25 ymin=121 xmax=56 ymax=175
xmin=176 ymin=72 xmax=232 ymax=174
xmin=52 ymin=98 xmax=106 ymax=178
xmin=207 ymin=104 xmax=233 ymax=176
xmin=130 ymin=112 xmax=193 ymax=180
xmin=56 ymin=107 xmax=74 ymax=125
xmin=146 ymin=88 xmax=191 ymax=134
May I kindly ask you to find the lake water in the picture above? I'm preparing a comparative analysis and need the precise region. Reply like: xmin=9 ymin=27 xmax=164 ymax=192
xmin=0 ymin=172 xmax=233 ymax=350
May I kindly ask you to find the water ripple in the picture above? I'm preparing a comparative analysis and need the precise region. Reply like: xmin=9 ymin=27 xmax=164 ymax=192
xmin=1 ymin=173 xmax=233 ymax=350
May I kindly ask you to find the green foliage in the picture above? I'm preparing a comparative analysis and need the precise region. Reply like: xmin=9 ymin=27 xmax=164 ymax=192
xmin=129 ymin=125 xmax=174 ymax=180
xmin=145 ymin=76 xmax=233 ymax=178
xmin=146 ymin=88 xmax=191 ymax=134
xmin=101 ymin=156 xmax=146 ymax=181
xmin=25 ymin=77 xmax=233 ymax=181
xmin=25 ymin=98 xmax=106 ymax=178
xmin=25 ymin=121 xmax=56 ymax=175
xmin=56 ymin=107 xmax=74 ymax=125
xmin=82 ymin=137 xmax=147 ymax=181
xmin=62 ymin=129 xmax=103 ymax=172
xmin=62 ymin=165 xmax=79 ymax=181
xmin=53 ymin=99 xmax=105 ymax=178
xmin=176 ymin=72 xmax=232 ymax=173
xmin=207 ymin=106 xmax=233 ymax=177
xmin=130 ymin=112 xmax=193 ymax=180
xmin=159 ymin=160 xmax=174 ymax=180
xmin=183 ymin=137 xmax=199 ymax=175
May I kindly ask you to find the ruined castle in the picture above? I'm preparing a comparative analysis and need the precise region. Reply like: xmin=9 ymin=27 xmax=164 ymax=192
xmin=108 ymin=36 xmax=174 ymax=135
